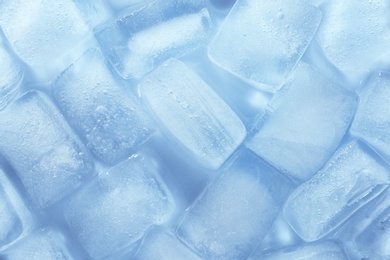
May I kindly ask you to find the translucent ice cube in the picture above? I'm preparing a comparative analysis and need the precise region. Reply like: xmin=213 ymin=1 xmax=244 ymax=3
xmin=0 ymin=91 xmax=94 ymax=209
xmin=64 ymin=154 xmax=174 ymax=259
xmin=177 ymin=150 xmax=292 ymax=259
xmin=139 ymin=58 xmax=246 ymax=169
xmin=283 ymin=140 xmax=390 ymax=242
xmin=247 ymin=63 xmax=358 ymax=181
xmin=53 ymin=48 xmax=154 ymax=165
xmin=208 ymin=0 xmax=321 ymax=90
xmin=95 ymin=0 xmax=213 ymax=80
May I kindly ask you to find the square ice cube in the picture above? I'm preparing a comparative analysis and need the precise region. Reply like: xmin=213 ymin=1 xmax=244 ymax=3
xmin=3 ymin=229 xmax=73 ymax=260
xmin=0 ymin=0 xmax=89 ymax=69
xmin=177 ymin=150 xmax=292 ymax=259
xmin=0 ymin=34 xmax=23 ymax=110
xmin=53 ymin=48 xmax=154 ymax=165
xmin=208 ymin=0 xmax=321 ymax=90
xmin=0 ymin=169 xmax=33 ymax=252
xmin=247 ymin=62 xmax=358 ymax=181
xmin=350 ymin=71 xmax=390 ymax=161
xmin=0 ymin=91 xmax=94 ymax=209
xmin=95 ymin=0 xmax=213 ymax=79
xmin=134 ymin=227 xmax=201 ymax=260
xmin=64 ymin=153 xmax=174 ymax=259
xmin=283 ymin=140 xmax=390 ymax=242
xmin=139 ymin=58 xmax=246 ymax=169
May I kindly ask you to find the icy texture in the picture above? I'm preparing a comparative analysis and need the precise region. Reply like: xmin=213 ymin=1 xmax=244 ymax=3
xmin=208 ymin=0 xmax=321 ymax=89
xmin=257 ymin=241 xmax=347 ymax=260
xmin=134 ymin=227 xmax=201 ymax=260
xmin=247 ymin=63 xmax=358 ymax=181
xmin=95 ymin=0 xmax=212 ymax=79
xmin=0 ymin=36 xmax=22 ymax=110
xmin=73 ymin=0 xmax=112 ymax=28
xmin=107 ymin=0 xmax=152 ymax=10
xmin=140 ymin=58 xmax=246 ymax=169
xmin=0 ymin=0 xmax=89 ymax=68
xmin=0 ymin=91 xmax=94 ymax=209
xmin=3 ymin=229 xmax=73 ymax=260
xmin=53 ymin=48 xmax=154 ymax=165
xmin=177 ymin=150 xmax=292 ymax=259
xmin=350 ymin=72 xmax=390 ymax=161
xmin=284 ymin=140 xmax=390 ymax=242
xmin=64 ymin=154 xmax=174 ymax=259
xmin=0 ymin=170 xmax=32 ymax=252
xmin=316 ymin=0 xmax=390 ymax=80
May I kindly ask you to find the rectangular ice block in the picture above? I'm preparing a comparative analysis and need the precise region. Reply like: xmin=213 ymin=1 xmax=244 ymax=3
xmin=247 ymin=62 xmax=358 ymax=181
xmin=134 ymin=227 xmax=201 ymax=260
xmin=0 ymin=169 xmax=32 ymax=252
xmin=283 ymin=140 xmax=390 ymax=242
xmin=177 ymin=150 xmax=292 ymax=259
xmin=95 ymin=0 xmax=213 ymax=79
xmin=0 ymin=91 xmax=94 ymax=209
xmin=139 ymin=58 xmax=246 ymax=169
xmin=208 ymin=0 xmax=321 ymax=89
xmin=64 ymin=153 xmax=174 ymax=259
xmin=53 ymin=48 xmax=154 ymax=165
xmin=350 ymin=72 xmax=390 ymax=161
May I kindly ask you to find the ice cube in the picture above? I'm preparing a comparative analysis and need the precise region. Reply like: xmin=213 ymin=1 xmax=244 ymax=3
xmin=73 ymin=0 xmax=112 ymax=28
xmin=0 ymin=0 xmax=89 ymax=69
xmin=64 ymin=154 xmax=174 ymax=259
xmin=134 ymin=227 xmax=201 ymax=260
xmin=316 ymin=0 xmax=390 ymax=82
xmin=177 ymin=150 xmax=292 ymax=259
xmin=208 ymin=0 xmax=321 ymax=90
xmin=0 ymin=91 xmax=94 ymax=209
xmin=2 ymin=229 xmax=73 ymax=260
xmin=255 ymin=240 xmax=348 ymax=260
xmin=95 ymin=0 xmax=213 ymax=80
xmin=283 ymin=140 xmax=390 ymax=242
xmin=350 ymin=71 xmax=390 ymax=162
xmin=139 ymin=58 xmax=246 ymax=170
xmin=53 ymin=48 xmax=154 ymax=165
xmin=247 ymin=62 xmax=358 ymax=181
xmin=0 ymin=33 xmax=23 ymax=110
xmin=0 ymin=169 xmax=33 ymax=252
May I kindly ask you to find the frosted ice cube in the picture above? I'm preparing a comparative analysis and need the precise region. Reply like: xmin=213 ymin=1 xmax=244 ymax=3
xmin=134 ymin=227 xmax=201 ymax=260
xmin=0 ymin=169 xmax=32 ymax=252
xmin=284 ymin=140 xmax=390 ymax=242
xmin=139 ymin=58 xmax=246 ymax=169
xmin=73 ymin=0 xmax=112 ymax=28
xmin=3 ymin=229 xmax=73 ymax=260
xmin=316 ymin=0 xmax=390 ymax=82
xmin=247 ymin=63 xmax=358 ymax=181
xmin=95 ymin=0 xmax=213 ymax=79
xmin=350 ymin=71 xmax=390 ymax=161
xmin=53 ymin=48 xmax=154 ymax=165
xmin=0 ymin=91 xmax=94 ymax=209
xmin=177 ymin=150 xmax=292 ymax=259
xmin=64 ymin=154 xmax=174 ymax=259
xmin=0 ymin=34 xmax=23 ymax=110
xmin=256 ymin=241 xmax=347 ymax=260
xmin=0 ymin=0 xmax=89 ymax=69
xmin=208 ymin=0 xmax=321 ymax=90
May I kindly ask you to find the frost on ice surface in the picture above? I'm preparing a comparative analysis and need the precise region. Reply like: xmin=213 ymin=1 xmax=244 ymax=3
xmin=208 ymin=0 xmax=321 ymax=90
xmin=0 ymin=169 xmax=32 ymax=252
xmin=283 ymin=140 xmax=390 ymax=242
xmin=0 ymin=91 xmax=94 ymax=209
xmin=139 ymin=58 xmax=246 ymax=170
xmin=134 ymin=227 xmax=201 ymax=260
xmin=53 ymin=48 xmax=154 ymax=165
xmin=0 ymin=0 xmax=89 ymax=69
xmin=177 ymin=150 xmax=292 ymax=259
xmin=64 ymin=154 xmax=174 ymax=259
xmin=350 ymin=71 xmax=390 ymax=161
xmin=95 ymin=0 xmax=213 ymax=79
xmin=247 ymin=63 xmax=358 ymax=181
